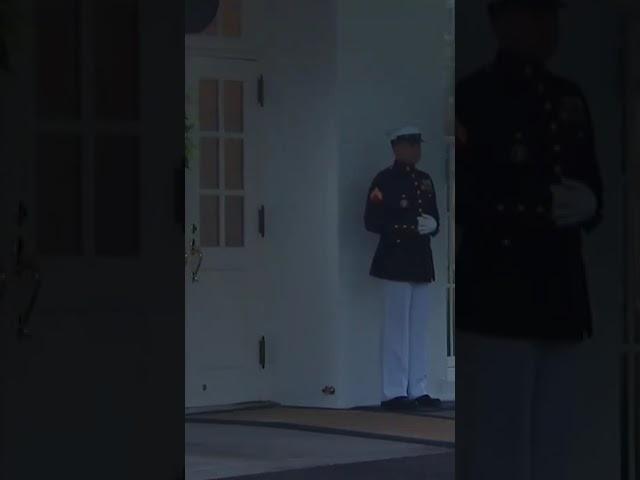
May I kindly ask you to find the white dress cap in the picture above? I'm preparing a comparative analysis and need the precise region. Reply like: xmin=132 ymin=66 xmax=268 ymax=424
xmin=386 ymin=126 xmax=424 ymax=142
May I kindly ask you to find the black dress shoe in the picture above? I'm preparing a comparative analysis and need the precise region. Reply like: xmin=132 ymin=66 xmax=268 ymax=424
xmin=380 ymin=396 xmax=417 ymax=411
xmin=414 ymin=394 xmax=442 ymax=409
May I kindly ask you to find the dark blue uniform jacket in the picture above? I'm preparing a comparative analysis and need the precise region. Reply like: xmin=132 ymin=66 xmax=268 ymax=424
xmin=364 ymin=160 xmax=440 ymax=284
xmin=455 ymin=50 xmax=603 ymax=341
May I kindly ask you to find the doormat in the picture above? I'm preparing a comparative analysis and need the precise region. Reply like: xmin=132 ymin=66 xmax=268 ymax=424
xmin=222 ymin=452 xmax=454 ymax=480
xmin=352 ymin=401 xmax=455 ymax=420
xmin=187 ymin=407 xmax=454 ymax=448
xmin=186 ymin=401 xmax=279 ymax=417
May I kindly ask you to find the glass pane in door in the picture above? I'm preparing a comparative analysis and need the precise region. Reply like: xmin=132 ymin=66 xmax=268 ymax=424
xmin=35 ymin=0 xmax=81 ymax=120
xmin=225 ymin=196 xmax=244 ymax=247
xmin=200 ymin=137 xmax=220 ymax=189
xmin=36 ymin=134 xmax=83 ymax=255
xmin=203 ymin=0 xmax=243 ymax=37
xmin=224 ymin=138 xmax=243 ymax=190
xmin=200 ymin=195 xmax=220 ymax=247
xmin=94 ymin=0 xmax=140 ymax=120
xmin=94 ymin=135 xmax=140 ymax=256
xmin=199 ymin=79 xmax=220 ymax=131
xmin=223 ymin=80 xmax=243 ymax=133
xmin=220 ymin=0 xmax=242 ymax=37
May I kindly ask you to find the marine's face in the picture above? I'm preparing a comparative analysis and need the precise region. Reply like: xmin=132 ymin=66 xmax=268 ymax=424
xmin=394 ymin=142 xmax=422 ymax=164
xmin=493 ymin=7 xmax=559 ymax=62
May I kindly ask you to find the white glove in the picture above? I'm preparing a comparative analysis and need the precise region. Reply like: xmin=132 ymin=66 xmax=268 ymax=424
xmin=551 ymin=178 xmax=598 ymax=227
xmin=418 ymin=214 xmax=438 ymax=235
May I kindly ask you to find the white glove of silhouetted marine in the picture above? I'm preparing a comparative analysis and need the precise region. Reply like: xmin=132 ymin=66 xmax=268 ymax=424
xmin=551 ymin=178 xmax=598 ymax=227
xmin=418 ymin=214 xmax=438 ymax=235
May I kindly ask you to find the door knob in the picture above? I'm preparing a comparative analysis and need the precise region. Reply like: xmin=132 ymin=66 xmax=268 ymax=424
xmin=16 ymin=267 xmax=40 ymax=341
xmin=189 ymin=224 xmax=203 ymax=282
xmin=191 ymin=244 xmax=203 ymax=282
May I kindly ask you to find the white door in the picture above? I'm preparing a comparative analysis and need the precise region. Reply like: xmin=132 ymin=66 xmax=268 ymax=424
xmin=0 ymin=1 xmax=183 ymax=478
xmin=185 ymin=53 xmax=267 ymax=407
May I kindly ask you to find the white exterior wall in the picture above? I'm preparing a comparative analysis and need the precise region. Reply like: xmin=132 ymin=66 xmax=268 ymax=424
xmin=259 ymin=0 xmax=342 ymax=407
xmin=335 ymin=0 xmax=452 ymax=407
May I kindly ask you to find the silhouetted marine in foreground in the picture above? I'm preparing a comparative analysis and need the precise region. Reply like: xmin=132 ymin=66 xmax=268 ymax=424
xmin=455 ymin=0 xmax=603 ymax=479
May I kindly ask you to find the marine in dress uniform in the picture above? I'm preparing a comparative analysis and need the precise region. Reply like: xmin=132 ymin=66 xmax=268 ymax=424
xmin=364 ymin=126 xmax=442 ymax=411
xmin=455 ymin=1 xmax=603 ymax=479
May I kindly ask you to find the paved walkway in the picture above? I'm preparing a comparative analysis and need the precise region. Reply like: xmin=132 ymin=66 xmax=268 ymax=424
xmin=186 ymin=423 xmax=453 ymax=480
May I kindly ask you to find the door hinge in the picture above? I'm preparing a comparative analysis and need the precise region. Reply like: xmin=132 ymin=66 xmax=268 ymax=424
xmin=257 ymin=75 xmax=264 ymax=107
xmin=258 ymin=205 xmax=265 ymax=238
xmin=259 ymin=336 xmax=266 ymax=369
